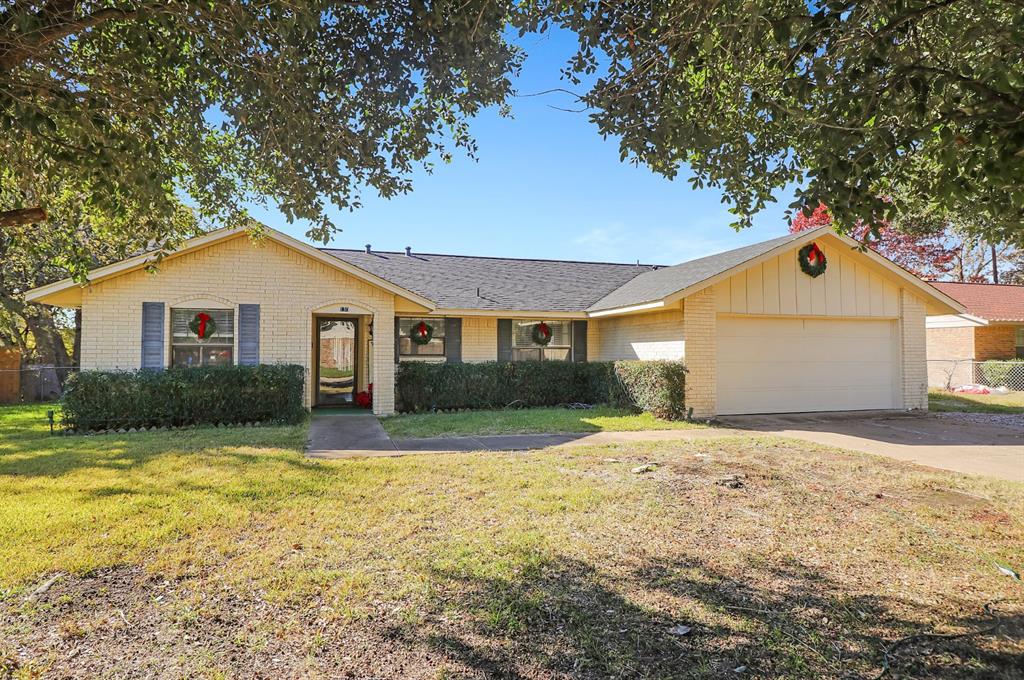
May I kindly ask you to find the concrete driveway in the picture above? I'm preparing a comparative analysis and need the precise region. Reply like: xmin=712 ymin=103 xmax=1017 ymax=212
xmin=720 ymin=411 xmax=1023 ymax=482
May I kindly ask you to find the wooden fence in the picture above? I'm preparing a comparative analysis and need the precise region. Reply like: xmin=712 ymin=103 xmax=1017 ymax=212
xmin=0 ymin=349 xmax=20 ymax=403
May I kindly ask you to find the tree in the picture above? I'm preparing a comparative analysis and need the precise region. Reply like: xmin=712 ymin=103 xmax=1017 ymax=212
xmin=0 ymin=192 xmax=200 ymax=369
xmin=534 ymin=0 xmax=1024 ymax=242
xmin=1 ymin=0 xmax=520 ymax=269
xmin=789 ymin=203 xmax=1018 ymax=282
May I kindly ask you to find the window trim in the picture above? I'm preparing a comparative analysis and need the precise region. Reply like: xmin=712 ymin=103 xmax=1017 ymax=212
xmin=169 ymin=307 xmax=236 ymax=368
xmin=510 ymin=319 xmax=573 ymax=362
xmin=397 ymin=317 xmax=447 ymax=358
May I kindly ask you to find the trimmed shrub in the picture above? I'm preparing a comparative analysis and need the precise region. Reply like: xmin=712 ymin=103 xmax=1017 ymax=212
xmin=62 ymin=364 xmax=307 ymax=431
xmin=395 ymin=360 xmax=687 ymax=418
xmin=614 ymin=360 xmax=689 ymax=420
xmin=979 ymin=359 xmax=1024 ymax=388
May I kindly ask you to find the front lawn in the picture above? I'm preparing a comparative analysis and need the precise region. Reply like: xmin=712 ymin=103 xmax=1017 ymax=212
xmin=381 ymin=405 xmax=706 ymax=439
xmin=1 ymin=403 xmax=1022 ymax=678
xmin=929 ymin=388 xmax=1024 ymax=414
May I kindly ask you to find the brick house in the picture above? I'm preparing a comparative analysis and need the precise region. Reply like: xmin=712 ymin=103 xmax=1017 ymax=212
xmin=26 ymin=225 xmax=963 ymax=417
xmin=925 ymin=282 xmax=1024 ymax=388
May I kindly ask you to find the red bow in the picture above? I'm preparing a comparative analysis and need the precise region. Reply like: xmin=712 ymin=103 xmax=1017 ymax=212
xmin=416 ymin=321 xmax=428 ymax=337
xmin=537 ymin=322 xmax=550 ymax=338
xmin=196 ymin=312 xmax=212 ymax=339
xmin=808 ymin=243 xmax=824 ymax=264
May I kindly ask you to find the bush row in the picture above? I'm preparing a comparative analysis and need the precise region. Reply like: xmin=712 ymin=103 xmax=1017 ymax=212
xmin=62 ymin=364 xmax=307 ymax=431
xmin=396 ymin=360 xmax=688 ymax=419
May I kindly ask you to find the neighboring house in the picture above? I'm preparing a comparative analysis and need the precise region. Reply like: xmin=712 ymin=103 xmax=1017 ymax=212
xmin=26 ymin=225 xmax=963 ymax=417
xmin=925 ymin=282 xmax=1024 ymax=388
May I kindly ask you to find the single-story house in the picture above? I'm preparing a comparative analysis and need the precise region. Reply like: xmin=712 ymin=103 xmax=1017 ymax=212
xmin=26 ymin=224 xmax=964 ymax=417
xmin=925 ymin=282 xmax=1024 ymax=387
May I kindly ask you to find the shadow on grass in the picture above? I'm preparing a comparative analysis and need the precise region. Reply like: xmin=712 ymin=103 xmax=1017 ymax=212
xmin=0 ymin=424 xmax=311 ymax=479
xmin=384 ymin=554 xmax=1023 ymax=679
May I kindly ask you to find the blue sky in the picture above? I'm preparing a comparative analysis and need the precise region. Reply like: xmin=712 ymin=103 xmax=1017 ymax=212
xmin=250 ymin=30 xmax=797 ymax=266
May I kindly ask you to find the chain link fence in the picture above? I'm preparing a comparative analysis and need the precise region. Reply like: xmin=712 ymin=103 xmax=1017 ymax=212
xmin=928 ymin=359 xmax=1024 ymax=392
xmin=0 ymin=366 xmax=79 ymax=403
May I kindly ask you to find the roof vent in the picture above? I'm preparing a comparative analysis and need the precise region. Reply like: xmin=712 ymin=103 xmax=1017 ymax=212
xmin=364 ymin=244 xmax=371 ymax=254
xmin=405 ymin=246 xmax=412 ymax=257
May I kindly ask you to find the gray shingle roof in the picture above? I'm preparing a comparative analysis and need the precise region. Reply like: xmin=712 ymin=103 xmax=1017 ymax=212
xmin=586 ymin=230 xmax=812 ymax=312
xmin=322 ymin=229 xmax=816 ymax=313
xmin=321 ymin=248 xmax=653 ymax=312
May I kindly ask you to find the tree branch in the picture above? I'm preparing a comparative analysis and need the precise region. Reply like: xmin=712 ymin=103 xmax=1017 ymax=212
xmin=0 ymin=2 xmax=153 ymax=72
xmin=0 ymin=206 xmax=46 ymax=228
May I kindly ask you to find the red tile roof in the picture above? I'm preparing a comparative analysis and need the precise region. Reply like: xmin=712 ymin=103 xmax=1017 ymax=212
xmin=930 ymin=282 xmax=1024 ymax=322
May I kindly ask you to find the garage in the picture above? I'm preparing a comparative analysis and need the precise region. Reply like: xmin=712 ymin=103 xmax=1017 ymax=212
xmin=716 ymin=316 xmax=899 ymax=415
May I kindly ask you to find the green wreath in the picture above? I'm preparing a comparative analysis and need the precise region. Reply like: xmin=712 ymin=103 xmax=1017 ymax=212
xmin=798 ymin=242 xmax=827 ymax=278
xmin=410 ymin=320 xmax=433 ymax=345
xmin=188 ymin=311 xmax=217 ymax=340
xmin=532 ymin=322 xmax=553 ymax=346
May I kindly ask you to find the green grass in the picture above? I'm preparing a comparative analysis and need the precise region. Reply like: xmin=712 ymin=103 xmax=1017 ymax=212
xmin=379 ymin=406 xmax=708 ymax=439
xmin=929 ymin=388 xmax=1024 ymax=414
xmin=2 ymin=403 xmax=1022 ymax=678
xmin=318 ymin=367 xmax=353 ymax=379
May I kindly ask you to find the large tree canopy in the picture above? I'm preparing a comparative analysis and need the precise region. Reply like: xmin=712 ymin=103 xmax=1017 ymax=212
xmin=535 ymin=0 xmax=1024 ymax=242
xmin=1 ymin=0 xmax=520 ymax=269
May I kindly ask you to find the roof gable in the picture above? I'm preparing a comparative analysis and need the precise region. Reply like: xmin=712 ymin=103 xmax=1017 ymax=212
xmin=26 ymin=226 xmax=436 ymax=309
xmin=930 ymin=282 xmax=1024 ymax=322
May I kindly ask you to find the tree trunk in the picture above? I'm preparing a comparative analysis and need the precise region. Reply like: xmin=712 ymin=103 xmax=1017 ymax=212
xmin=72 ymin=308 xmax=82 ymax=367
xmin=0 ymin=207 xmax=46 ymax=228
xmin=991 ymin=243 xmax=999 ymax=283
xmin=23 ymin=305 xmax=71 ymax=369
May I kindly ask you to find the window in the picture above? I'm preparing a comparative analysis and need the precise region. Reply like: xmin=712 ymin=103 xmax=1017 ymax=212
xmin=1017 ymin=327 xmax=1024 ymax=359
xmin=398 ymin=317 xmax=446 ymax=357
xmin=512 ymin=320 xmax=572 ymax=361
xmin=171 ymin=308 xmax=234 ymax=367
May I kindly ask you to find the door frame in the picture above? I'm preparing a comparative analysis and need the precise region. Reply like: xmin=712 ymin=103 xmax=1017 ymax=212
xmin=313 ymin=314 xmax=360 ymax=408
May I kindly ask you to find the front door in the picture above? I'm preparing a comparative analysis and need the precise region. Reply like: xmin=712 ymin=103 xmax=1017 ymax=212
xmin=316 ymin=318 xmax=358 ymax=406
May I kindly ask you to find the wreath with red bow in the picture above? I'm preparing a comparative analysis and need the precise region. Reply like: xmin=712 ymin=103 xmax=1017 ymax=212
xmin=410 ymin=320 xmax=433 ymax=345
xmin=798 ymin=242 xmax=827 ymax=278
xmin=532 ymin=322 xmax=553 ymax=346
xmin=188 ymin=311 xmax=217 ymax=340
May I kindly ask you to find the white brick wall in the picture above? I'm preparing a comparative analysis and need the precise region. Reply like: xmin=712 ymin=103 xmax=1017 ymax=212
xmin=682 ymin=289 xmax=716 ymax=418
xmin=81 ymin=235 xmax=399 ymax=414
xmin=900 ymin=290 xmax=928 ymax=410
xmin=590 ymin=307 xmax=684 ymax=361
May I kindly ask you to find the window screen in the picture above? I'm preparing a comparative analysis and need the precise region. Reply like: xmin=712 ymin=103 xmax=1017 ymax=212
xmin=511 ymin=320 xmax=572 ymax=362
xmin=170 ymin=308 xmax=234 ymax=368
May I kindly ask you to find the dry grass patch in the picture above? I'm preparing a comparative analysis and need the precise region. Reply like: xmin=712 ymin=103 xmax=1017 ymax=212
xmin=1 ymin=404 xmax=1021 ymax=678
xmin=929 ymin=388 xmax=1024 ymax=414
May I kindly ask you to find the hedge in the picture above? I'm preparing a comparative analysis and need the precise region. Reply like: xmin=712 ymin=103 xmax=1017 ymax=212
xmin=396 ymin=360 xmax=689 ymax=419
xmin=979 ymin=359 xmax=1024 ymax=388
xmin=62 ymin=364 xmax=307 ymax=431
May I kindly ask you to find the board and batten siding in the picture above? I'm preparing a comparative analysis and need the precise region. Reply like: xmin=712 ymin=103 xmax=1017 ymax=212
xmin=712 ymin=242 xmax=901 ymax=318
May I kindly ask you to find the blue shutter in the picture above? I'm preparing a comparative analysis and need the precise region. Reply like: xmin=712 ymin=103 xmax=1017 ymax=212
xmin=572 ymin=320 xmax=588 ymax=363
xmin=444 ymin=318 xmax=462 ymax=363
xmin=497 ymin=319 xmax=512 ymax=362
xmin=394 ymin=317 xmax=401 ymax=363
xmin=141 ymin=302 xmax=165 ymax=369
xmin=238 ymin=304 xmax=260 ymax=365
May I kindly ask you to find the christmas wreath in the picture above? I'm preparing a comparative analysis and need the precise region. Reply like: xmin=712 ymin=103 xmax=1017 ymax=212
xmin=188 ymin=311 xmax=217 ymax=340
xmin=410 ymin=320 xmax=433 ymax=345
xmin=532 ymin=322 xmax=552 ymax=346
xmin=798 ymin=242 xmax=827 ymax=278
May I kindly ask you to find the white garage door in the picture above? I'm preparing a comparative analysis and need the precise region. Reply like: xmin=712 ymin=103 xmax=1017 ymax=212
xmin=716 ymin=316 xmax=899 ymax=415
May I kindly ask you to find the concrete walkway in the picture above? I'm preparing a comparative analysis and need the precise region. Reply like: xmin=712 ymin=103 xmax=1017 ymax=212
xmin=306 ymin=410 xmax=1022 ymax=482
xmin=306 ymin=412 xmax=396 ymax=457
xmin=306 ymin=413 xmax=742 ymax=459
